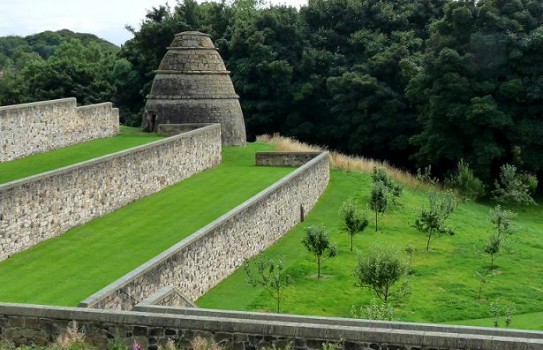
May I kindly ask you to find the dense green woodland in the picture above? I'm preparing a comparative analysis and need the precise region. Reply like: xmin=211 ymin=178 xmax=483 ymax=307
xmin=0 ymin=0 xmax=542 ymax=191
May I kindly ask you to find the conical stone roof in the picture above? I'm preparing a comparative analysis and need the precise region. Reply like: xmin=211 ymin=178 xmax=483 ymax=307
xmin=145 ymin=31 xmax=246 ymax=146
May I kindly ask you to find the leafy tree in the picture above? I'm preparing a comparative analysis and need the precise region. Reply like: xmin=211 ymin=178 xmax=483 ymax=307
xmin=339 ymin=198 xmax=369 ymax=251
xmin=407 ymin=0 xmax=543 ymax=183
xmin=355 ymin=246 xmax=408 ymax=303
xmin=413 ymin=191 xmax=456 ymax=251
xmin=22 ymin=39 xmax=117 ymax=104
xmin=302 ymin=225 xmax=337 ymax=278
xmin=369 ymin=181 xmax=388 ymax=232
xmin=244 ymin=257 xmax=290 ymax=313
xmin=492 ymin=164 xmax=537 ymax=206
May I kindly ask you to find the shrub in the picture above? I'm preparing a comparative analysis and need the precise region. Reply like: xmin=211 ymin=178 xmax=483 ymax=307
xmin=56 ymin=321 xmax=87 ymax=350
xmin=445 ymin=160 xmax=485 ymax=200
xmin=492 ymin=164 xmax=537 ymax=206
xmin=351 ymin=298 xmax=396 ymax=320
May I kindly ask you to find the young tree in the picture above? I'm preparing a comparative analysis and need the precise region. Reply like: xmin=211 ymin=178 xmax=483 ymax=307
xmin=355 ymin=246 xmax=408 ymax=303
xmin=369 ymin=181 xmax=388 ymax=232
xmin=490 ymin=205 xmax=516 ymax=237
xmin=302 ymin=225 xmax=337 ymax=278
xmin=484 ymin=233 xmax=501 ymax=270
xmin=339 ymin=199 xmax=369 ymax=251
xmin=244 ymin=257 xmax=290 ymax=313
xmin=483 ymin=205 xmax=516 ymax=270
xmin=372 ymin=167 xmax=403 ymax=204
xmin=413 ymin=191 xmax=456 ymax=251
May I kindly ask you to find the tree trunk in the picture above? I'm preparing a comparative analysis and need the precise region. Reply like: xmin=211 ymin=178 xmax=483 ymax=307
xmin=317 ymin=257 xmax=321 ymax=278
xmin=350 ymin=235 xmax=353 ymax=251
xmin=490 ymin=254 xmax=494 ymax=270
xmin=375 ymin=211 xmax=378 ymax=232
xmin=426 ymin=233 xmax=432 ymax=251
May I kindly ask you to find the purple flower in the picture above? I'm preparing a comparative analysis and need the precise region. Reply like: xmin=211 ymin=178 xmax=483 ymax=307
xmin=132 ymin=340 xmax=143 ymax=350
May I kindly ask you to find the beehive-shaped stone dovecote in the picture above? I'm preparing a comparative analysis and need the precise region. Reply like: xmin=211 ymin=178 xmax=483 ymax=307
xmin=145 ymin=31 xmax=246 ymax=146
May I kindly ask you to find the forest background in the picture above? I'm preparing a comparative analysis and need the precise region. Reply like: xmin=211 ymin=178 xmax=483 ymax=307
xmin=0 ymin=0 xmax=542 ymax=190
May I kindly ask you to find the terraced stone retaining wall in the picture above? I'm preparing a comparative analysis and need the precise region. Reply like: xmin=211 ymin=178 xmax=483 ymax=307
xmin=0 ymin=303 xmax=541 ymax=350
xmin=0 ymin=124 xmax=221 ymax=261
xmin=79 ymin=152 xmax=330 ymax=310
xmin=0 ymin=98 xmax=119 ymax=162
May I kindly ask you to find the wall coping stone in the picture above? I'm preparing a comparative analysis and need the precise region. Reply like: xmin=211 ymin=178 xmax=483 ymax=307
xmin=131 ymin=305 xmax=543 ymax=340
xmin=0 ymin=302 xmax=541 ymax=350
xmin=0 ymin=123 xmax=221 ymax=193
xmin=79 ymin=151 xmax=329 ymax=308
xmin=0 ymin=97 xmax=75 ymax=114
xmin=136 ymin=287 xmax=197 ymax=308
xmin=75 ymin=102 xmax=113 ymax=110
xmin=153 ymin=70 xmax=232 ymax=75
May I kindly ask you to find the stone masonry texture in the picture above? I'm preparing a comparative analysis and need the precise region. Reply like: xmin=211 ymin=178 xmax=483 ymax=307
xmin=145 ymin=31 xmax=246 ymax=146
xmin=0 ymin=303 xmax=541 ymax=350
xmin=0 ymin=98 xmax=119 ymax=162
xmin=79 ymin=152 xmax=330 ymax=310
xmin=0 ymin=124 xmax=221 ymax=261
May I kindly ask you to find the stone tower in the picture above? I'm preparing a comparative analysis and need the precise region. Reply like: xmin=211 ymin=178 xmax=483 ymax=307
xmin=144 ymin=31 xmax=246 ymax=146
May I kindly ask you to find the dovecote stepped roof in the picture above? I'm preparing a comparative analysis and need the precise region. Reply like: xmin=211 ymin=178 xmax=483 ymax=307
xmin=145 ymin=31 xmax=246 ymax=146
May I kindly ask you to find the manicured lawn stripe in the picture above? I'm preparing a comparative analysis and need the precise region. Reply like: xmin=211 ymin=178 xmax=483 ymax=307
xmin=0 ymin=143 xmax=293 ymax=306
xmin=197 ymin=170 xmax=543 ymax=330
xmin=0 ymin=126 xmax=162 ymax=185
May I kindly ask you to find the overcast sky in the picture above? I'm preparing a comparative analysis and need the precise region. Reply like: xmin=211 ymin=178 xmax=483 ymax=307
xmin=0 ymin=0 xmax=307 ymax=46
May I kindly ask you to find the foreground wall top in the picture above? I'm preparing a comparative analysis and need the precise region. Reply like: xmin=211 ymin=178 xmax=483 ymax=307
xmin=0 ymin=303 xmax=541 ymax=350
xmin=0 ymin=97 xmax=119 ymax=162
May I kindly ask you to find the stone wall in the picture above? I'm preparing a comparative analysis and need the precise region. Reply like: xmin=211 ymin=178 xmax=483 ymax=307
xmin=0 ymin=303 xmax=541 ymax=350
xmin=79 ymin=152 xmax=330 ymax=310
xmin=0 ymin=124 xmax=222 ymax=261
xmin=0 ymin=98 xmax=119 ymax=162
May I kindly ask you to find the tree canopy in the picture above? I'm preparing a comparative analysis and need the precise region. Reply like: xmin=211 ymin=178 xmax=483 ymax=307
xmin=1 ymin=0 xmax=541 ymax=191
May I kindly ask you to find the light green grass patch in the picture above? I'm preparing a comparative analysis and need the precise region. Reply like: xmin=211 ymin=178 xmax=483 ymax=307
xmin=0 ymin=126 xmax=162 ymax=185
xmin=197 ymin=170 xmax=543 ymax=330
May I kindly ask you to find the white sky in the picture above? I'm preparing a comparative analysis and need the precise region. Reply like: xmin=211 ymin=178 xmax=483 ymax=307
xmin=0 ymin=0 xmax=307 ymax=46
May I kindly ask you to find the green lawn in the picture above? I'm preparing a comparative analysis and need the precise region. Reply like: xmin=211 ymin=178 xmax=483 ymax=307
xmin=197 ymin=170 xmax=543 ymax=330
xmin=0 ymin=143 xmax=293 ymax=306
xmin=449 ymin=311 xmax=543 ymax=330
xmin=0 ymin=126 xmax=162 ymax=185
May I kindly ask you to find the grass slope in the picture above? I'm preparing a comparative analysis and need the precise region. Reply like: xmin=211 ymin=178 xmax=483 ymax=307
xmin=197 ymin=170 xmax=543 ymax=330
xmin=0 ymin=126 xmax=162 ymax=185
xmin=0 ymin=143 xmax=292 ymax=306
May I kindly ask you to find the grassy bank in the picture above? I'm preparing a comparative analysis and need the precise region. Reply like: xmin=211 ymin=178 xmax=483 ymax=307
xmin=197 ymin=169 xmax=543 ymax=330
xmin=0 ymin=126 xmax=162 ymax=185
xmin=0 ymin=143 xmax=293 ymax=306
